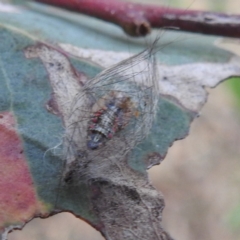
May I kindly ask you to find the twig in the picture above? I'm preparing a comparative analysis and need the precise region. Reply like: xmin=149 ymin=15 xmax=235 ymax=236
xmin=34 ymin=0 xmax=240 ymax=38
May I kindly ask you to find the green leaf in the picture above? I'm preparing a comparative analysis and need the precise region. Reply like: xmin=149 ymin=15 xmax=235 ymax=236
xmin=228 ymin=204 xmax=240 ymax=233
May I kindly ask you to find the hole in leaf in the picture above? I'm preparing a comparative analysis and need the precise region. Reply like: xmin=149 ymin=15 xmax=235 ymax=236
xmin=8 ymin=213 xmax=105 ymax=240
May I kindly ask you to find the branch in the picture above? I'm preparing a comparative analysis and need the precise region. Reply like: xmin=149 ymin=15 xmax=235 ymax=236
xmin=34 ymin=0 xmax=240 ymax=38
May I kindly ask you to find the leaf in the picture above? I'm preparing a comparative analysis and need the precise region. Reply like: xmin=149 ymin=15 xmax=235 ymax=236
xmin=0 ymin=2 xmax=240 ymax=240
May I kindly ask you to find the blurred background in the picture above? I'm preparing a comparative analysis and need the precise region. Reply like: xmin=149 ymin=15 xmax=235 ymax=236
xmin=6 ymin=0 xmax=240 ymax=240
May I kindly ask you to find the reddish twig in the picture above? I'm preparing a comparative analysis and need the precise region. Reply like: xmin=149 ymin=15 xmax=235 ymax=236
xmin=35 ymin=0 xmax=240 ymax=38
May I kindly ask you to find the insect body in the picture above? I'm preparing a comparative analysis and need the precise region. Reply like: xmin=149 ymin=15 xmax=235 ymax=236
xmin=87 ymin=92 xmax=133 ymax=150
